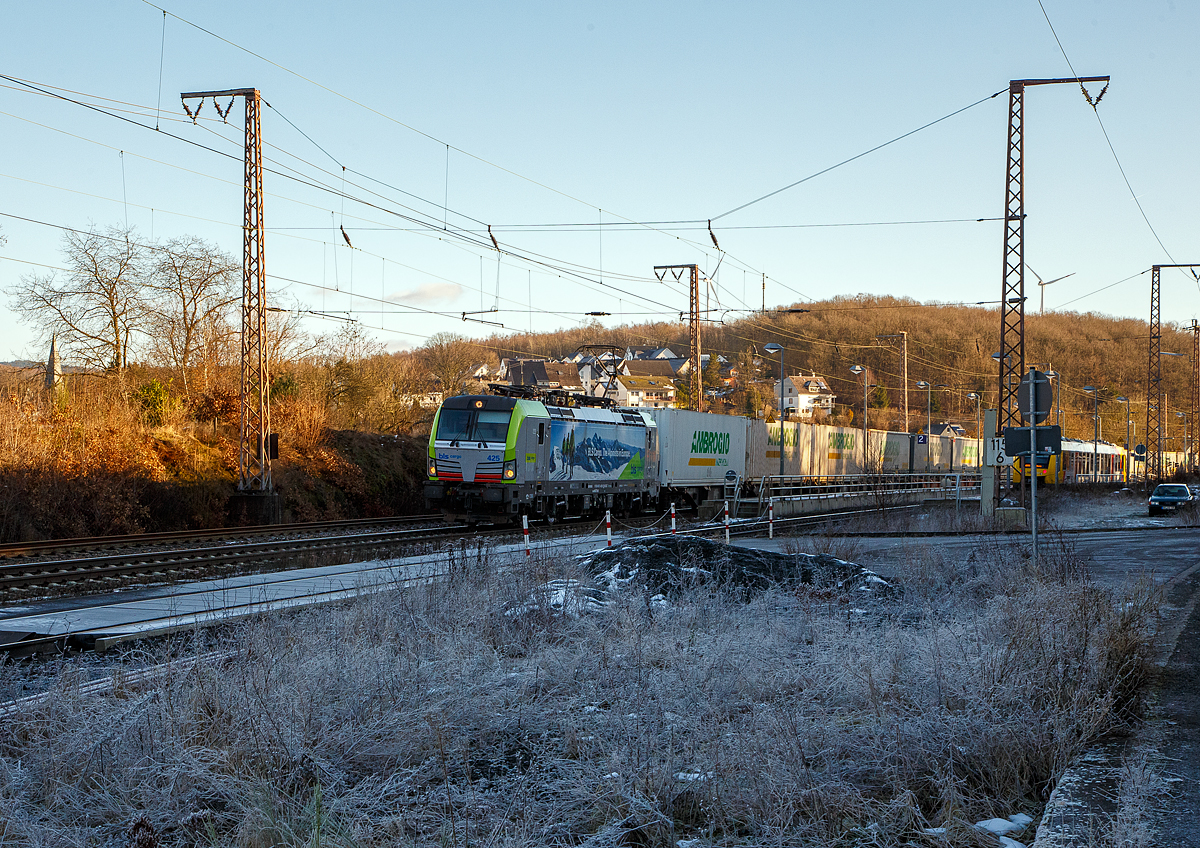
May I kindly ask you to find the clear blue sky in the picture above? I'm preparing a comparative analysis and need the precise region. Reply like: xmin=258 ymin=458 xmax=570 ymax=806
xmin=2 ymin=1 xmax=1198 ymax=362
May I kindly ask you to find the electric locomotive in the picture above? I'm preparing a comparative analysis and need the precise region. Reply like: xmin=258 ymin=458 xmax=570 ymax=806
xmin=425 ymin=386 xmax=658 ymax=523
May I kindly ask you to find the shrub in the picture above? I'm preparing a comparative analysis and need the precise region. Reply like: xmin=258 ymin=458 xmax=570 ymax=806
xmin=133 ymin=379 xmax=172 ymax=427
xmin=0 ymin=540 xmax=1159 ymax=846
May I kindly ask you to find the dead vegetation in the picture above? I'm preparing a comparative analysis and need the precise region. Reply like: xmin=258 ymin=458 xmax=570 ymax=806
xmin=0 ymin=536 xmax=1160 ymax=847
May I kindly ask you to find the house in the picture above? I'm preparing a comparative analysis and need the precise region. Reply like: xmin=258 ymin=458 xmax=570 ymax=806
xmin=620 ymin=359 xmax=677 ymax=379
xmin=506 ymin=360 xmax=585 ymax=393
xmin=773 ymin=372 xmax=837 ymax=418
xmin=625 ymin=346 xmax=677 ymax=361
xmin=608 ymin=375 xmax=676 ymax=408
xmin=497 ymin=357 xmax=545 ymax=382
xmin=578 ymin=352 xmax=623 ymax=395
xmin=930 ymin=422 xmax=968 ymax=437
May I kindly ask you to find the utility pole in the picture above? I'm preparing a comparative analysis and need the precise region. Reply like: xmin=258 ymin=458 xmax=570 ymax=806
xmin=654 ymin=264 xmax=702 ymax=413
xmin=1192 ymin=320 xmax=1199 ymax=472
xmin=877 ymin=332 xmax=908 ymax=432
xmin=998 ymin=76 xmax=1108 ymax=438
xmin=182 ymin=87 xmax=272 ymax=495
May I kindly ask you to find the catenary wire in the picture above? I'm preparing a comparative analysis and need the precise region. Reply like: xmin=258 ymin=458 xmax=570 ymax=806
xmin=710 ymin=89 xmax=1007 ymax=221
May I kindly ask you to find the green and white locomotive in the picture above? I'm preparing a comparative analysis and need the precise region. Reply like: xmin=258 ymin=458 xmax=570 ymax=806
xmin=424 ymin=388 xmax=659 ymax=523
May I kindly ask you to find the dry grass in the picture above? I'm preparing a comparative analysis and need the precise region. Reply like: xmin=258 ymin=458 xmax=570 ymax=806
xmin=0 ymin=538 xmax=1160 ymax=847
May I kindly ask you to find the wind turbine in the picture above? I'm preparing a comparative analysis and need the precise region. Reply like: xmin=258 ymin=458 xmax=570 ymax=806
xmin=1027 ymin=264 xmax=1075 ymax=314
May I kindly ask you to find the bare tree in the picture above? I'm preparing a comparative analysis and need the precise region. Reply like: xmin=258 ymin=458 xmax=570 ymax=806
xmin=7 ymin=225 xmax=148 ymax=372
xmin=148 ymin=236 xmax=239 ymax=395
xmin=313 ymin=322 xmax=386 ymax=418
xmin=266 ymin=296 xmax=319 ymax=365
xmin=418 ymin=332 xmax=480 ymax=398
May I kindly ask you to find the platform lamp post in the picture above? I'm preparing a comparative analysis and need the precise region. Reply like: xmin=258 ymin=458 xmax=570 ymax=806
xmin=1083 ymin=386 xmax=1100 ymax=483
xmin=1045 ymin=370 xmax=1060 ymax=427
xmin=764 ymin=343 xmax=785 ymax=478
xmin=1176 ymin=411 xmax=1189 ymax=473
xmin=850 ymin=365 xmax=868 ymax=471
xmin=967 ymin=392 xmax=982 ymax=437
xmin=916 ymin=380 xmax=932 ymax=471
xmin=1117 ymin=395 xmax=1131 ymax=484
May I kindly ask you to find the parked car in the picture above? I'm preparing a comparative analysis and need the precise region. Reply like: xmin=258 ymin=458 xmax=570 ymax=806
xmin=1148 ymin=483 xmax=1194 ymax=515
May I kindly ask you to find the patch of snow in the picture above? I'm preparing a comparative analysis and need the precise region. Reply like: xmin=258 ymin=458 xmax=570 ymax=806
xmin=505 ymin=578 xmax=608 ymax=619
xmin=674 ymin=771 xmax=713 ymax=782
xmin=604 ymin=772 xmax=620 ymax=779
xmin=922 ymin=827 xmax=946 ymax=836
xmin=975 ymin=817 xmax=1025 ymax=836
xmin=998 ymin=838 xmax=1026 ymax=848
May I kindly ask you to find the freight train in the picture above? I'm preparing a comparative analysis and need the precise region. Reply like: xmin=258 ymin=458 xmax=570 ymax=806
xmin=424 ymin=386 xmax=982 ymax=524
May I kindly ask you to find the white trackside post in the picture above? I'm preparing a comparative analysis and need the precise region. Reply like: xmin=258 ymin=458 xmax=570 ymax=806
xmin=523 ymin=514 xmax=530 ymax=557
xmin=606 ymin=509 xmax=612 ymax=547
xmin=724 ymin=500 xmax=730 ymax=543
xmin=769 ymin=497 xmax=775 ymax=539
xmin=671 ymin=503 xmax=676 ymax=535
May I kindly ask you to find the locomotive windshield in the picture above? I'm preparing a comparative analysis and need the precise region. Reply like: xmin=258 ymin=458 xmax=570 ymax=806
xmin=436 ymin=408 xmax=511 ymax=443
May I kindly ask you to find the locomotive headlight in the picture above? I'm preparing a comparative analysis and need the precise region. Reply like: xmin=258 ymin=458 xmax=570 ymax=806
xmin=428 ymin=462 xmax=437 ymax=477
xmin=503 ymin=460 xmax=516 ymax=480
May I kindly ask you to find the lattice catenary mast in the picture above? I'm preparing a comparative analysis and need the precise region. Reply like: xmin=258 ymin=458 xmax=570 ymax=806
xmin=1145 ymin=265 xmax=1200 ymax=484
xmin=654 ymin=264 xmax=702 ymax=413
xmin=997 ymin=76 xmax=1108 ymax=435
xmin=181 ymin=88 xmax=272 ymax=492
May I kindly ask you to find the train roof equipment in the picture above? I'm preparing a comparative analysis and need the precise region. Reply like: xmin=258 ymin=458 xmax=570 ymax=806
xmin=487 ymin=382 xmax=616 ymax=409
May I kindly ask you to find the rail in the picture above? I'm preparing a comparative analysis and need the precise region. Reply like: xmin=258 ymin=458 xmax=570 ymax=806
xmin=0 ymin=514 xmax=443 ymax=561
xmin=755 ymin=472 xmax=981 ymax=514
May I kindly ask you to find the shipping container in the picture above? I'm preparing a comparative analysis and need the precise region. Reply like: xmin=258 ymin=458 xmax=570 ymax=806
xmin=639 ymin=408 xmax=751 ymax=492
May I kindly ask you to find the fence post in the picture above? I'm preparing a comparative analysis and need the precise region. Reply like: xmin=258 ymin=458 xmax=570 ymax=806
xmin=606 ymin=509 xmax=612 ymax=547
xmin=523 ymin=514 xmax=530 ymax=557
xmin=769 ymin=497 xmax=775 ymax=539
xmin=724 ymin=500 xmax=730 ymax=544
xmin=671 ymin=503 xmax=676 ymax=535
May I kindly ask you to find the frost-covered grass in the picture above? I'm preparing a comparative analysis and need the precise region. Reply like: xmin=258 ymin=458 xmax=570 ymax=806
xmin=0 ymin=539 xmax=1160 ymax=847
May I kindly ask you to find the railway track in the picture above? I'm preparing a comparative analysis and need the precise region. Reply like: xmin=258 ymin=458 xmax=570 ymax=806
xmin=0 ymin=515 xmax=459 ymax=600
xmin=0 ymin=512 xmax=659 ymax=601
xmin=0 ymin=502 xmax=986 ymax=659
xmin=0 ymin=514 xmax=444 ymax=561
